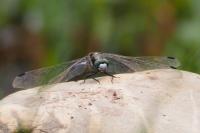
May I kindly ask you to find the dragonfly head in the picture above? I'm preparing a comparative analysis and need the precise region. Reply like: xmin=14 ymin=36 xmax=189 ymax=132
xmin=94 ymin=59 xmax=109 ymax=72
xmin=89 ymin=52 xmax=109 ymax=72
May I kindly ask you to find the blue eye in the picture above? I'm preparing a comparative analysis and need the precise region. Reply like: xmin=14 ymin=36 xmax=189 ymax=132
xmin=94 ymin=61 xmax=101 ymax=68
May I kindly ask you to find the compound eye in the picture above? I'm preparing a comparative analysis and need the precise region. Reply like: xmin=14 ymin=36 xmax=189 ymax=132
xmin=98 ymin=63 xmax=108 ymax=72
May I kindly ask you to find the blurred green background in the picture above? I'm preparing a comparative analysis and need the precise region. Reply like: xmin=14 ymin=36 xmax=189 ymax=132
xmin=0 ymin=0 xmax=200 ymax=97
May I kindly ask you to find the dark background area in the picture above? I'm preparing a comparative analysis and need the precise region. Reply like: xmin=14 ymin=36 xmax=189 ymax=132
xmin=0 ymin=0 xmax=200 ymax=97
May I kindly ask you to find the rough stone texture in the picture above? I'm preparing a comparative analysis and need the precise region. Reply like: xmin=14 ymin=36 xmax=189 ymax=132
xmin=0 ymin=69 xmax=200 ymax=133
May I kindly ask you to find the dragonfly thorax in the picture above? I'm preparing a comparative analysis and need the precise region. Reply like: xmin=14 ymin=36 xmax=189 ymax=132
xmin=89 ymin=52 xmax=109 ymax=72
xmin=94 ymin=59 xmax=109 ymax=72
xmin=98 ymin=63 xmax=108 ymax=72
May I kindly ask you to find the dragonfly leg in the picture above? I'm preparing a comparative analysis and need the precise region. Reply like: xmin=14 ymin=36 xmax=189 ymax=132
xmin=82 ymin=72 xmax=100 ymax=84
xmin=91 ymin=77 xmax=100 ymax=84
xmin=103 ymin=72 xmax=117 ymax=83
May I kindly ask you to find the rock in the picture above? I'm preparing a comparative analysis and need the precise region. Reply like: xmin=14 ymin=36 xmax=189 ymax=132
xmin=0 ymin=69 xmax=200 ymax=133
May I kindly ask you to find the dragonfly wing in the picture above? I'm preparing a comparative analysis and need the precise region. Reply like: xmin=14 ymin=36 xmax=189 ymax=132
xmin=12 ymin=59 xmax=80 ymax=89
xmin=102 ymin=56 xmax=133 ymax=74
xmin=102 ymin=53 xmax=180 ymax=74
xmin=129 ymin=56 xmax=180 ymax=71
xmin=48 ymin=57 xmax=93 ymax=83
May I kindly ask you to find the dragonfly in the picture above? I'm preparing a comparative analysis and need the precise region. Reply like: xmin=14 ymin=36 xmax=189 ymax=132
xmin=12 ymin=52 xmax=180 ymax=89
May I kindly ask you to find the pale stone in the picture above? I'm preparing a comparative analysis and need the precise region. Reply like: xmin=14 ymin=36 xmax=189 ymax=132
xmin=0 ymin=69 xmax=200 ymax=133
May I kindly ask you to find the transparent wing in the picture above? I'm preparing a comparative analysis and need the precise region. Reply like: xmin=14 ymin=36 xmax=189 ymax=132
xmin=12 ymin=59 xmax=80 ymax=89
xmin=101 ymin=53 xmax=180 ymax=74
xmin=48 ymin=57 xmax=93 ymax=84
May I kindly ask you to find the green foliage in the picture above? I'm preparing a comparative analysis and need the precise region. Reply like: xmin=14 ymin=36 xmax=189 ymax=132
xmin=0 ymin=0 xmax=199 ymax=73
xmin=15 ymin=128 xmax=33 ymax=133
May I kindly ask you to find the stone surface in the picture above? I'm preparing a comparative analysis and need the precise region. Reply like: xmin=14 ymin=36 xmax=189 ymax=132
xmin=0 ymin=69 xmax=200 ymax=133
